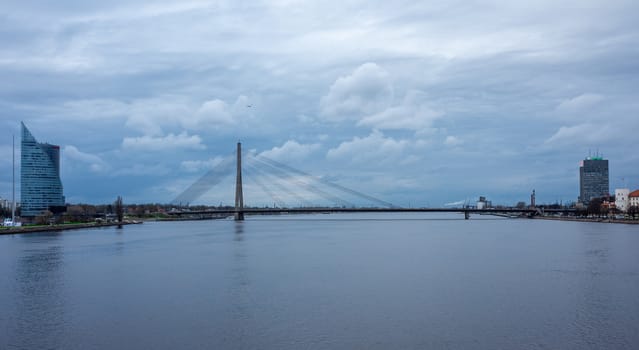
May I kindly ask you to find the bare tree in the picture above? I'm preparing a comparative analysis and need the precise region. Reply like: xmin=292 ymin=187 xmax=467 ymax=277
xmin=35 ymin=210 xmax=53 ymax=225
xmin=115 ymin=196 xmax=124 ymax=223
xmin=587 ymin=198 xmax=603 ymax=218
xmin=628 ymin=205 xmax=639 ymax=220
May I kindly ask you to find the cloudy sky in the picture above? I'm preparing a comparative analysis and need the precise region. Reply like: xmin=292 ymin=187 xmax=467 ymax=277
xmin=1 ymin=0 xmax=638 ymax=207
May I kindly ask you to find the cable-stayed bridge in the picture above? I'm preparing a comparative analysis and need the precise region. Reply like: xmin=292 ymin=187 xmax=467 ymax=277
xmin=168 ymin=143 xmax=574 ymax=220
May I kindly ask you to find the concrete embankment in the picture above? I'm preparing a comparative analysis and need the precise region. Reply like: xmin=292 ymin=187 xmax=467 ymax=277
xmin=0 ymin=221 xmax=143 ymax=235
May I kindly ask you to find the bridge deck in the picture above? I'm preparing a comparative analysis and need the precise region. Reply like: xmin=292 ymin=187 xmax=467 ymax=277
xmin=168 ymin=207 xmax=574 ymax=215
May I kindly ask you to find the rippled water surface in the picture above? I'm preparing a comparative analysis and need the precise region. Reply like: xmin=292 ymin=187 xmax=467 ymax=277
xmin=1 ymin=213 xmax=638 ymax=349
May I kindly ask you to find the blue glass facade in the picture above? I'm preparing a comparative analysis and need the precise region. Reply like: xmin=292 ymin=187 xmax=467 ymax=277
xmin=20 ymin=122 xmax=65 ymax=217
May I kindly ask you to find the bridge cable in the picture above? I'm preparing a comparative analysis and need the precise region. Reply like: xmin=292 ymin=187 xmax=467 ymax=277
xmin=243 ymin=165 xmax=287 ymax=208
xmin=244 ymin=163 xmax=314 ymax=207
xmin=253 ymin=155 xmax=397 ymax=208
xmin=247 ymin=156 xmax=354 ymax=207
xmin=247 ymin=158 xmax=336 ymax=206
xmin=171 ymin=154 xmax=235 ymax=205
xmin=247 ymin=162 xmax=312 ymax=207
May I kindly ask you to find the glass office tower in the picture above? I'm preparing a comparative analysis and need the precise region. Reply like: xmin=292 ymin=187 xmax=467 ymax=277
xmin=20 ymin=122 xmax=65 ymax=217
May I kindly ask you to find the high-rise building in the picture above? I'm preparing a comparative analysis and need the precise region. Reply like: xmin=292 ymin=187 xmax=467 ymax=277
xmin=20 ymin=122 xmax=65 ymax=217
xmin=579 ymin=155 xmax=609 ymax=204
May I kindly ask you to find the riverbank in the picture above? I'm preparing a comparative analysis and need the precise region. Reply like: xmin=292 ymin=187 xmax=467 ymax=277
xmin=534 ymin=215 xmax=639 ymax=224
xmin=0 ymin=220 xmax=143 ymax=235
xmin=150 ymin=215 xmax=230 ymax=222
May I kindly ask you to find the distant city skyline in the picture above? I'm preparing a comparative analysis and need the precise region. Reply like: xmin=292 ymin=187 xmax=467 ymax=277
xmin=1 ymin=1 xmax=638 ymax=206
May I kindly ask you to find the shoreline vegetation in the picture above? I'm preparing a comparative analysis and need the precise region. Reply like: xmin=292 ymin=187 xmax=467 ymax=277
xmin=479 ymin=212 xmax=639 ymax=224
xmin=531 ymin=215 xmax=639 ymax=225
xmin=2 ymin=211 xmax=638 ymax=236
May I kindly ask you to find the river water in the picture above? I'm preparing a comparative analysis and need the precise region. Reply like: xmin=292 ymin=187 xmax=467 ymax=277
xmin=1 ymin=213 xmax=638 ymax=349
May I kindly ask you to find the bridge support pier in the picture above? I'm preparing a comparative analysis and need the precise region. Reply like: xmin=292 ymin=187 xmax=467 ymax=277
xmin=234 ymin=142 xmax=244 ymax=221
xmin=464 ymin=211 xmax=470 ymax=220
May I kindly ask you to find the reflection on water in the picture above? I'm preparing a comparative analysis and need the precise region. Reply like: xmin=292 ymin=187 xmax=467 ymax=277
xmin=0 ymin=214 xmax=638 ymax=349
xmin=227 ymin=220 xmax=253 ymax=348
xmin=9 ymin=235 xmax=66 ymax=349
xmin=572 ymin=226 xmax=623 ymax=348
xmin=234 ymin=221 xmax=244 ymax=240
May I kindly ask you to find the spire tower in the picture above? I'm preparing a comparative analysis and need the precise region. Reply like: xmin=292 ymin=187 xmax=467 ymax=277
xmin=234 ymin=142 xmax=244 ymax=221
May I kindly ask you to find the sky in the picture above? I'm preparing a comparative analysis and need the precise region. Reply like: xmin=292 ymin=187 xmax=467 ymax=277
xmin=1 ymin=0 xmax=638 ymax=207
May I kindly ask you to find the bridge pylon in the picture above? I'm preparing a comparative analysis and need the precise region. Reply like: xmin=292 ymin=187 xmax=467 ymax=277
xmin=234 ymin=142 xmax=244 ymax=221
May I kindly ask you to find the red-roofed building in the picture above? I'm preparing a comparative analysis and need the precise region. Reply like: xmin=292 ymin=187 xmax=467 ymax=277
xmin=629 ymin=190 xmax=639 ymax=208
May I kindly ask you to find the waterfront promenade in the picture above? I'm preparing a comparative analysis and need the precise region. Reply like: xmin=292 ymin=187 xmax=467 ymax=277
xmin=0 ymin=220 xmax=142 ymax=235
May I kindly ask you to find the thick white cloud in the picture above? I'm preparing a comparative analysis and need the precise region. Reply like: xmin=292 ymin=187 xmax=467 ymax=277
xmin=320 ymin=66 xmax=443 ymax=132
xmin=63 ymin=145 xmax=110 ymax=173
xmin=124 ymin=98 xmax=191 ymax=136
xmin=358 ymin=90 xmax=443 ymax=130
xmin=185 ymin=95 xmax=253 ymax=130
xmin=193 ymin=99 xmax=234 ymax=125
xmin=122 ymin=132 xmax=205 ymax=151
xmin=259 ymin=140 xmax=320 ymax=161
xmin=122 ymin=95 xmax=253 ymax=136
xmin=320 ymin=63 xmax=393 ymax=120
xmin=327 ymin=130 xmax=409 ymax=164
